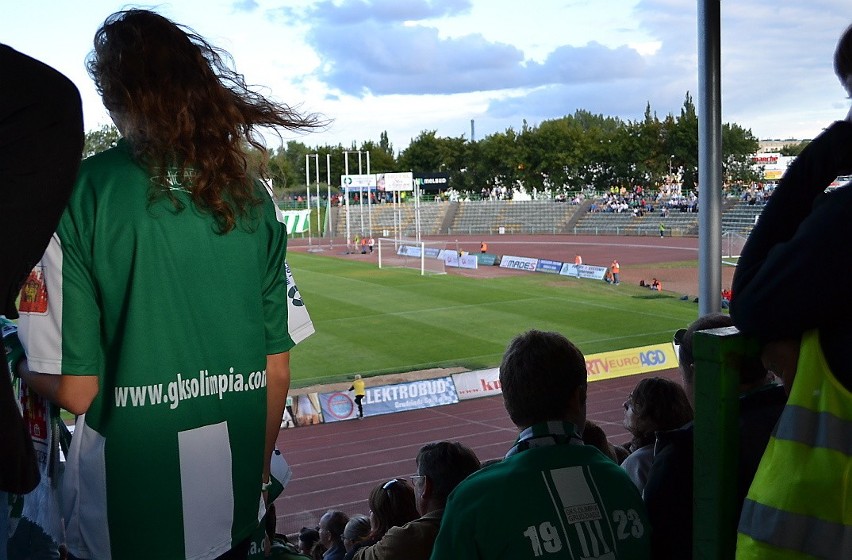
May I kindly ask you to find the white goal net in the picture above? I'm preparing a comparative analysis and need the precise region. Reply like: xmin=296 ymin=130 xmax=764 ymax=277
xmin=377 ymin=238 xmax=447 ymax=275
xmin=722 ymin=231 xmax=748 ymax=261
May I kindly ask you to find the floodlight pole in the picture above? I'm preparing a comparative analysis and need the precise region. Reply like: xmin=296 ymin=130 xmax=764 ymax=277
xmin=698 ymin=0 xmax=722 ymax=315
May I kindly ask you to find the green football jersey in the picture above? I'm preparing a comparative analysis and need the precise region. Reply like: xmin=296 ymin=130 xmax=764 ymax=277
xmin=431 ymin=422 xmax=651 ymax=559
xmin=19 ymin=141 xmax=300 ymax=560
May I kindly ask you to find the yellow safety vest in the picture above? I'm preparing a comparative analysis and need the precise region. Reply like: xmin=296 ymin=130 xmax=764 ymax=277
xmin=737 ymin=330 xmax=852 ymax=559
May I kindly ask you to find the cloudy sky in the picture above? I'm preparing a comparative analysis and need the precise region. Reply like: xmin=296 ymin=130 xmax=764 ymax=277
xmin=3 ymin=0 xmax=850 ymax=151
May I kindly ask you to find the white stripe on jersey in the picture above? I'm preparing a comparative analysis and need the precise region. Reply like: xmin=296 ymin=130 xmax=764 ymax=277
xmin=18 ymin=233 xmax=65 ymax=374
xmin=63 ymin=415 xmax=111 ymax=560
xmin=179 ymin=421 xmax=234 ymax=559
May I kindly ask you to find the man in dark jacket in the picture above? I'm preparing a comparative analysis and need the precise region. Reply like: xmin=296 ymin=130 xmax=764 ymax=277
xmin=643 ymin=314 xmax=786 ymax=559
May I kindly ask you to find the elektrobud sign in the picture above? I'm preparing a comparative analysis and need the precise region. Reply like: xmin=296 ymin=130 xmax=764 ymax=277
xmin=318 ymin=377 xmax=459 ymax=421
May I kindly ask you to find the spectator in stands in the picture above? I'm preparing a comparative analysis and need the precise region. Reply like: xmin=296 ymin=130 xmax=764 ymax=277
xmin=353 ymin=441 xmax=480 ymax=560
xmin=356 ymin=479 xmax=419 ymax=553
xmin=319 ymin=510 xmax=350 ymax=560
xmin=431 ymin=330 xmax=651 ymax=558
xmin=342 ymin=515 xmax=371 ymax=560
xmin=729 ymin=24 xmax=852 ymax=559
xmin=643 ymin=314 xmax=786 ymax=559
xmin=620 ymin=377 xmax=692 ymax=491
xmin=15 ymin=9 xmax=320 ymax=560
xmin=299 ymin=527 xmax=321 ymax=557
xmin=581 ymin=419 xmax=623 ymax=463
xmin=1 ymin=46 xmax=82 ymax=520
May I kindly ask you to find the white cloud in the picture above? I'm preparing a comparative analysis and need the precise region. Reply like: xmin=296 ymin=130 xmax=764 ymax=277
xmin=2 ymin=0 xmax=850 ymax=149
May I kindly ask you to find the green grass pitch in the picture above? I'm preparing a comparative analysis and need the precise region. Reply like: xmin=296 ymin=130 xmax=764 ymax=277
xmin=287 ymin=252 xmax=702 ymax=387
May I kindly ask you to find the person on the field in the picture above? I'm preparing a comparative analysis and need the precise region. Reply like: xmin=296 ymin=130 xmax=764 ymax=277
xmin=348 ymin=374 xmax=366 ymax=419
xmin=431 ymin=330 xmax=651 ymax=559
xmin=15 ymin=9 xmax=320 ymax=559
xmin=611 ymin=259 xmax=621 ymax=284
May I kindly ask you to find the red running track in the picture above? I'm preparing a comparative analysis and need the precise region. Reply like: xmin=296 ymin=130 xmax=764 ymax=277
xmin=272 ymin=367 xmax=680 ymax=536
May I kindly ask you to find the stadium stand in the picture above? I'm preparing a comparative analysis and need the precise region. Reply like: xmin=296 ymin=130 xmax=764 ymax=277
xmin=721 ymin=199 xmax=766 ymax=235
xmin=326 ymin=196 xmax=766 ymax=239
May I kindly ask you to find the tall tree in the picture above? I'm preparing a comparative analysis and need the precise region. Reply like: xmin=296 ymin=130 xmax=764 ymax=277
xmin=83 ymin=124 xmax=121 ymax=158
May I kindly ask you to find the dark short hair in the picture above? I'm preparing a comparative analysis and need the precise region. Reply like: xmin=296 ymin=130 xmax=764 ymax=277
xmin=627 ymin=377 xmax=693 ymax=444
xmin=321 ymin=510 xmax=349 ymax=540
xmin=835 ymin=23 xmax=852 ymax=81
xmin=678 ymin=313 xmax=733 ymax=381
xmin=582 ymin=420 xmax=617 ymax=462
xmin=678 ymin=313 xmax=765 ymax=385
xmin=499 ymin=330 xmax=587 ymax=427
xmin=416 ymin=441 xmax=481 ymax=506
xmin=299 ymin=527 xmax=320 ymax=547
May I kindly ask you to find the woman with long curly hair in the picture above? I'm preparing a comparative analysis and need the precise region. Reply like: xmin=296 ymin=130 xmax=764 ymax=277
xmin=17 ymin=9 xmax=321 ymax=560
xmin=621 ymin=376 xmax=693 ymax=491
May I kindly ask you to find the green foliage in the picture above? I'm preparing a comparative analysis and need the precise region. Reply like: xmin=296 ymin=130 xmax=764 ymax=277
xmin=287 ymin=252 xmax=699 ymax=386
xmin=779 ymin=140 xmax=809 ymax=156
xmin=83 ymin=124 xmax=121 ymax=158
xmin=79 ymin=95 xmax=765 ymax=196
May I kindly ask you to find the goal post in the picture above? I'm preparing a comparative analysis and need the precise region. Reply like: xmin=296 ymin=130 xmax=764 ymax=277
xmin=721 ymin=231 xmax=748 ymax=262
xmin=377 ymin=237 xmax=447 ymax=276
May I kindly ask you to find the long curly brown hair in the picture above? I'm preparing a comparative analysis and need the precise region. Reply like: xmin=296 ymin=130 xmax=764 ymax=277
xmin=87 ymin=9 xmax=324 ymax=233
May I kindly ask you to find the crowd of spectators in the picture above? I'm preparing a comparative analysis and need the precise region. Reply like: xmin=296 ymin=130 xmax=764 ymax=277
xmin=588 ymin=184 xmax=700 ymax=216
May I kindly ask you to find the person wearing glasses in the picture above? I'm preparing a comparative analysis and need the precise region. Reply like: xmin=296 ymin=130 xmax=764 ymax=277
xmin=341 ymin=515 xmax=370 ymax=559
xmin=431 ymin=330 xmax=651 ymax=559
xmin=353 ymin=441 xmax=480 ymax=560
xmin=643 ymin=313 xmax=786 ymax=559
xmin=620 ymin=377 xmax=693 ymax=492
xmin=349 ymin=478 xmax=418 ymax=558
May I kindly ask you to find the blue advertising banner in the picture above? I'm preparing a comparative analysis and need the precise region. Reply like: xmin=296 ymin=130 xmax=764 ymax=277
xmin=319 ymin=376 xmax=459 ymax=421
xmin=536 ymin=259 xmax=563 ymax=273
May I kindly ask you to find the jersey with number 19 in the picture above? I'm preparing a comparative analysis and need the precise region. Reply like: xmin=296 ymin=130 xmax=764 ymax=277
xmin=18 ymin=141 xmax=300 ymax=560
xmin=430 ymin=422 xmax=650 ymax=559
